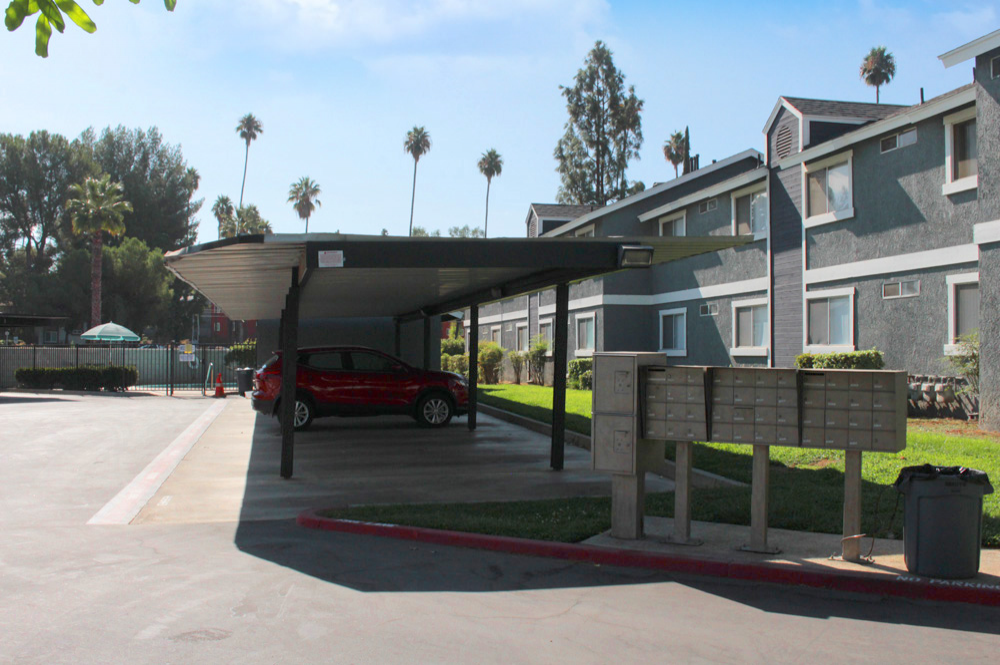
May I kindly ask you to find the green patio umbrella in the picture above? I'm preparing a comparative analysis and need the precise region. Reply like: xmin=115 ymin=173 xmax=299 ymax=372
xmin=80 ymin=321 xmax=140 ymax=342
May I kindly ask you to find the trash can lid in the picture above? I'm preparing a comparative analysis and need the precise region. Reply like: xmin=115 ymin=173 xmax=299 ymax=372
xmin=894 ymin=464 xmax=994 ymax=494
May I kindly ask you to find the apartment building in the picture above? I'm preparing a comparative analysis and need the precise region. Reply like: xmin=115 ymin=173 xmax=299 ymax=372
xmin=472 ymin=29 xmax=1000 ymax=426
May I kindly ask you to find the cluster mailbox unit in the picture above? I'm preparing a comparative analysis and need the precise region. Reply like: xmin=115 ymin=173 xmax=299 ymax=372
xmin=592 ymin=352 xmax=907 ymax=560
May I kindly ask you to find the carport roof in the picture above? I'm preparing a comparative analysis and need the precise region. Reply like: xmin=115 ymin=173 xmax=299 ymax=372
xmin=164 ymin=233 xmax=750 ymax=321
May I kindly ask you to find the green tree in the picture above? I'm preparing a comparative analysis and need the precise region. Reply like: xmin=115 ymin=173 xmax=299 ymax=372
xmin=211 ymin=195 xmax=235 ymax=239
xmin=411 ymin=226 xmax=440 ymax=237
xmin=860 ymin=46 xmax=896 ymax=104
xmin=287 ymin=176 xmax=322 ymax=234
xmin=404 ymin=126 xmax=431 ymax=236
xmin=220 ymin=204 xmax=272 ymax=238
xmin=477 ymin=149 xmax=503 ymax=238
xmin=662 ymin=130 xmax=686 ymax=179
xmin=4 ymin=0 xmax=177 ymax=58
xmin=66 ymin=174 xmax=132 ymax=327
xmin=0 ymin=131 xmax=94 ymax=273
xmin=448 ymin=225 xmax=484 ymax=238
xmin=80 ymin=125 xmax=202 ymax=251
xmin=103 ymin=237 xmax=171 ymax=336
xmin=554 ymin=41 xmax=644 ymax=206
xmin=236 ymin=113 xmax=263 ymax=208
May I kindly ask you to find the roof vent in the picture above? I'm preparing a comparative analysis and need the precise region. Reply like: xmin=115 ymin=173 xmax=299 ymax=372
xmin=775 ymin=126 xmax=793 ymax=159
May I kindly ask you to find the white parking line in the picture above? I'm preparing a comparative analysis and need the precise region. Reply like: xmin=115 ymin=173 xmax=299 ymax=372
xmin=87 ymin=400 xmax=228 ymax=525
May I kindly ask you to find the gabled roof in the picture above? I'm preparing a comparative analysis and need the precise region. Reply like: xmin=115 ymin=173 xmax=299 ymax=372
xmin=939 ymin=28 xmax=1000 ymax=68
xmin=763 ymin=95 xmax=906 ymax=134
xmin=527 ymin=203 xmax=598 ymax=222
xmin=541 ymin=148 xmax=763 ymax=237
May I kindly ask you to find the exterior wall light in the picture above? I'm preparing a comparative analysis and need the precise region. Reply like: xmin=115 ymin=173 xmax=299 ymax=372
xmin=618 ymin=245 xmax=654 ymax=268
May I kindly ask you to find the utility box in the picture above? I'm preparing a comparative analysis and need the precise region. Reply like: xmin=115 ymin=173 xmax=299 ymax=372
xmin=592 ymin=353 xmax=666 ymax=474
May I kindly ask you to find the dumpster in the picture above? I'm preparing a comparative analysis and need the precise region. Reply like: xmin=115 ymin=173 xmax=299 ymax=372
xmin=894 ymin=465 xmax=994 ymax=579
xmin=236 ymin=368 xmax=255 ymax=397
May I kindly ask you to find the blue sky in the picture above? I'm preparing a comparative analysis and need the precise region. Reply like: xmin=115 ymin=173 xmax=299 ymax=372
xmin=0 ymin=1 xmax=994 ymax=242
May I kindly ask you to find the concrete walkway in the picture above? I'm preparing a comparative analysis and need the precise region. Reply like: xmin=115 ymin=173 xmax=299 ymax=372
xmin=135 ymin=397 xmax=673 ymax=524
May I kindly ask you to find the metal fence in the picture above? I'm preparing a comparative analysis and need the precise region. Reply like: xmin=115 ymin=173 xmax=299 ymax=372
xmin=0 ymin=344 xmax=243 ymax=394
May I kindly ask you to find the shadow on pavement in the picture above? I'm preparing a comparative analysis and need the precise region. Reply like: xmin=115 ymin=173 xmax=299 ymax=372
xmin=233 ymin=412 xmax=1000 ymax=635
xmin=0 ymin=394 xmax=72 ymax=404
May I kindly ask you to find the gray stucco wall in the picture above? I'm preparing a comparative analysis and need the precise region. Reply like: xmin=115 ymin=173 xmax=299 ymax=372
xmin=771 ymin=164 xmax=804 ymax=367
xmin=652 ymin=293 xmax=769 ymax=368
xmin=977 ymin=48 xmax=1000 ymax=223
xmin=978 ymin=243 xmax=1000 ymax=430
xmin=807 ymin=109 xmax=980 ymax=270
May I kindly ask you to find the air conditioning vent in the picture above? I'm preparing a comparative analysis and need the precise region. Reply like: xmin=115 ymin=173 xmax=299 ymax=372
xmin=775 ymin=126 xmax=793 ymax=159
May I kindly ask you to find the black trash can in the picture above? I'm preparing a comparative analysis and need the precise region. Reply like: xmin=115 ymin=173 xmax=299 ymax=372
xmin=236 ymin=368 xmax=255 ymax=397
xmin=894 ymin=465 xmax=994 ymax=579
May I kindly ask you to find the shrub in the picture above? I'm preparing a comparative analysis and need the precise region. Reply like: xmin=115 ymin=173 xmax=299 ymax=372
xmin=451 ymin=354 xmax=469 ymax=379
xmin=440 ymin=354 xmax=452 ymax=372
xmin=509 ymin=351 xmax=526 ymax=384
xmin=527 ymin=334 xmax=548 ymax=385
xmin=478 ymin=342 xmax=505 ymax=384
xmin=945 ymin=330 xmax=979 ymax=397
xmin=441 ymin=321 xmax=465 ymax=355
xmin=579 ymin=369 xmax=593 ymax=390
xmin=794 ymin=349 xmax=884 ymax=370
xmin=567 ymin=357 xmax=593 ymax=389
xmin=225 ymin=338 xmax=257 ymax=367
xmin=15 ymin=365 xmax=139 ymax=391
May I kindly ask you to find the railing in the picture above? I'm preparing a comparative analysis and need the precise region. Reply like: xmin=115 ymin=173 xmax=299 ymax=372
xmin=0 ymin=344 xmax=242 ymax=394
xmin=203 ymin=362 xmax=214 ymax=396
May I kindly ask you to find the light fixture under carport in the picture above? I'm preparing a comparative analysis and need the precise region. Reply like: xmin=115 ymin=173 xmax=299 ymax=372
xmin=165 ymin=233 xmax=750 ymax=479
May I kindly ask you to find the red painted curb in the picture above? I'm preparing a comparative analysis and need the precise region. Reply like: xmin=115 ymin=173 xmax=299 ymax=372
xmin=297 ymin=509 xmax=1000 ymax=607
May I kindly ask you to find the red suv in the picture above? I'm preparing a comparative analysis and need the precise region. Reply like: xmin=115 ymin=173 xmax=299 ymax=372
xmin=251 ymin=346 xmax=469 ymax=430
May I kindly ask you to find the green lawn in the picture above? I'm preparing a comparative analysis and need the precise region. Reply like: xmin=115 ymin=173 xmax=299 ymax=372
xmin=322 ymin=386 xmax=1000 ymax=547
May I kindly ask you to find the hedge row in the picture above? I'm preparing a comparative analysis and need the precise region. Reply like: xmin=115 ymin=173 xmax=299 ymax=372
xmin=794 ymin=349 xmax=885 ymax=370
xmin=15 ymin=365 xmax=139 ymax=392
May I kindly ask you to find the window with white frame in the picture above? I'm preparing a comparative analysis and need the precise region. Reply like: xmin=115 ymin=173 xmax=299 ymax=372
xmin=731 ymin=298 xmax=768 ymax=356
xmin=659 ymin=307 xmax=686 ymax=356
xmin=44 ymin=330 xmax=58 ymax=344
xmin=575 ymin=313 xmax=595 ymax=353
xmin=700 ymin=303 xmax=719 ymax=316
xmin=659 ymin=211 xmax=686 ymax=237
xmin=490 ymin=325 xmax=501 ymax=345
xmin=698 ymin=199 xmax=717 ymax=214
xmin=946 ymin=273 xmax=979 ymax=353
xmin=880 ymin=128 xmax=917 ymax=154
xmin=805 ymin=152 xmax=853 ymax=225
xmin=538 ymin=318 xmax=553 ymax=356
xmin=882 ymin=279 xmax=920 ymax=299
xmin=515 ymin=323 xmax=528 ymax=352
xmin=574 ymin=224 xmax=595 ymax=237
xmin=805 ymin=288 xmax=855 ymax=350
xmin=993 ymin=55 xmax=1000 ymax=79
xmin=732 ymin=185 xmax=768 ymax=237
xmin=943 ymin=106 xmax=978 ymax=195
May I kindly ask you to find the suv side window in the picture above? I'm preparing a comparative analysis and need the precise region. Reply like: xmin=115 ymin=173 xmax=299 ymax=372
xmin=304 ymin=351 xmax=347 ymax=370
xmin=349 ymin=351 xmax=396 ymax=372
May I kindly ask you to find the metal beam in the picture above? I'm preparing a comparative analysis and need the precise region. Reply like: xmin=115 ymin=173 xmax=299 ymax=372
xmin=279 ymin=268 xmax=299 ymax=479
xmin=551 ymin=282 xmax=569 ymax=471
xmin=468 ymin=305 xmax=479 ymax=431
xmin=394 ymin=318 xmax=401 ymax=357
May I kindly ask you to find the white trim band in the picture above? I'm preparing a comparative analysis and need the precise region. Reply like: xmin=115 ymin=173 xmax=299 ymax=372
xmin=804 ymin=244 xmax=979 ymax=285
xmin=975 ymin=220 xmax=1000 ymax=245
xmin=538 ymin=295 xmax=603 ymax=316
xmin=476 ymin=309 xmax=529 ymax=325
xmin=604 ymin=277 xmax=769 ymax=306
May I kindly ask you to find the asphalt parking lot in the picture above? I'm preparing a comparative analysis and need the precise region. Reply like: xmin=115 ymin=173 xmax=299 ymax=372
xmin=3 ymin=391 xmax=1000 ymax=663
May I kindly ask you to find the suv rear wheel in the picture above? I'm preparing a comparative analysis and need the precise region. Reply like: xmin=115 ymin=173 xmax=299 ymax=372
xmin=277 ymin=396 xmax=315 ymax=431
xmin=416 ymin=393 xmax=453 ymax=427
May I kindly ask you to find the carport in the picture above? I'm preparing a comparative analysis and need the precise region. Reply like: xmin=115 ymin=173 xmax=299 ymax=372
xmin=164 ymin=233 xmax=747 ymax=479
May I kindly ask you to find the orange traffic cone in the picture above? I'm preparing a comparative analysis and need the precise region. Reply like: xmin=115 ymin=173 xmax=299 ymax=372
xmin=214 ymin=372 xmax=226 ymax=398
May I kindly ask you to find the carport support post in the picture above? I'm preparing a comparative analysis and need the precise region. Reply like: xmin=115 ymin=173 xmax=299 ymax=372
xmin=394 ymin=318 xmax=401 ymax=358
xmin=551 ymin=282 xmax=569 ymax=471
xmin=468 ymin=304 xmax=479 ymax=431
xmin=279 ymin=268 xmax=300 ymax=480
xmin=423 ymin=315 xmax=431 ymax=369
xmin=742 ymin=444 xmax=779 ymax=553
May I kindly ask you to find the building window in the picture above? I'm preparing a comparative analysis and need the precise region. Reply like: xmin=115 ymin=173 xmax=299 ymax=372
xmin=805 ymin=288 xmax=855 ymax=351
xmin=993 ymin=55 xmax=1000 ymax=79
xmin=490 ymin=325 xmax=501 ymax=345
xmin=732 ymin=186 xmax=768 ymax=237
xmin=698 ymin=199 xmax=717 ymax=214
xmin=659 ymin=211 xmax=686 ymax=237
xmin=538 ymin=318 xmax=553 ymax=356
xmin=880 ymin=128 xmax=917 ymax=153
xmin=658 ymin=307 xmax=686 ymax=357
xmin=575 ymin=313 xmax=595 ymax=354
xmin=44 ymin=330 xmax=58 ymax=344
xmin=943 ymin=106 xmax=978 ymax=195
xmin=215 ymin=322 xmax=221 ymax=332
xmin=574 ymin=224 xmax=595 ymax=237
xmin=515 ymin=323 xmax=528 ymax=352
xmin=805 ymin=153 xmax=853 ymax=226
xmin=699 ymin=303 xmax=719 ymax=317
xmin=730 ymin=297 xmax=768 ymax=356
xmin=882 ymin=280 xmax=920 ymax=299
xmin=946 ymin=272 xmax=979 ymax=354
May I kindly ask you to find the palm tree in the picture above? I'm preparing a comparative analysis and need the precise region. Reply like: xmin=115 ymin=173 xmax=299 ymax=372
xmin=235 ymin=113 xmax=263 ymax=207
xmin=66 ymin=174 xmax=132 ymax=328
xmin=287 ymin=177 xmax=322 ymax=234
xmin=662 ymin=130 xmax=685 ymax=178
xmin=860 ymin=46 xmax=896 ymax=104
xmin=211 ymin=195 xmax=235 ymax=238
xmin=404 ymin=126 xmax=431 ymax=236
xmin=477 ymin=149 xmax=503 ymax=238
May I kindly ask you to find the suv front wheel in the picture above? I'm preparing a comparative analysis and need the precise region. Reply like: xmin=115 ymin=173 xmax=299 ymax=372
xmin=416 ymin=393 xmax=453 ymax=427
